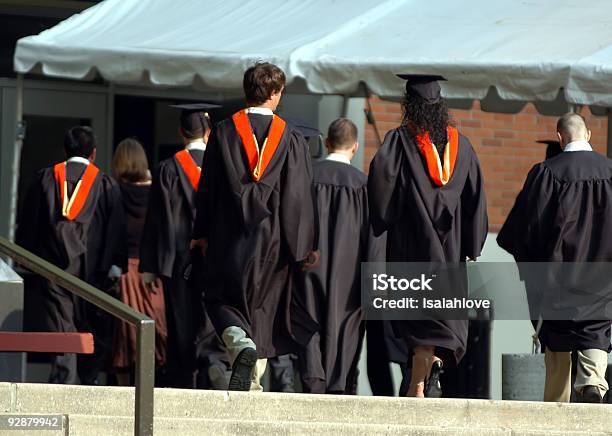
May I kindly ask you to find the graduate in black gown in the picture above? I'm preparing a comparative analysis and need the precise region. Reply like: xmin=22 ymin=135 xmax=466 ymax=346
xmin=139 ymin=102 xmax=226 ymax=388
xmin=292 ymin=118 xmax=385 ymax=394
xmin=367 ymin=74 xmax=488 ymax=398
xmin=192 ymin=62 xmax=318 ymax=391
xmin=498 ymin=113 xmax=612 ymax=403
xmin=17 ymin=126 xmax=124 ymax=384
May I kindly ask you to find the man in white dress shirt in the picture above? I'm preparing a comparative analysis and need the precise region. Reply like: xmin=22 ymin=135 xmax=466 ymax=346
xmin=498 ymin=113 xmax=612 ymax=403
xmin=292 ymin=118 xmax=386 ymax=394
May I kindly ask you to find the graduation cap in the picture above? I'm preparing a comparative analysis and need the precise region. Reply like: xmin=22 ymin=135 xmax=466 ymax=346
xmin=396 ymin=74 xmax=447 ymax=105
xmin=169 ymin=102 xmax=222 ymax=138
xmin=536 ymin=139 xmax=562 ymax=160
xmin=284 ymin=117 xmax=322 ymax=139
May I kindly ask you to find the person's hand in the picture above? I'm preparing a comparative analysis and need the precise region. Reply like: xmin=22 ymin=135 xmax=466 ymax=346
xmin=140 ymin=272 xmax=157 ymax=284
xmin=108 ymin=265 xmax=122 ymax=280
xmin=102 ymin=266 xmax=122 ymax=297
xmin=301 ymin=250 xmax=320 ymax=271
xmin=190 ymin=238 xmax=208 ymax=257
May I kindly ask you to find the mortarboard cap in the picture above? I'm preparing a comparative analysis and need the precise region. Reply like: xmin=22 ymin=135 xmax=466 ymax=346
xmin=536 ymin=140 xmax=560 ymax=146
xmin=536 ymin=139 xmax=562 ymax=160
xmin=169 ymin=102 xmax=222 ymax=138
xmin=396 ymin=74 xmax=447 ymax=105
xmin=284 ymin=117 xmax=322 ymax=139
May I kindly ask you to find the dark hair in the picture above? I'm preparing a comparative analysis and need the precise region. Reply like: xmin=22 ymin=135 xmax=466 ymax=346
xmin=243 ymin=62 xmax=286 ymax=105
xmin=327 ymin=118 xmax=358 ymax=150
xmin=64 ymin=126 xmax=96 ymax=158
xmin=401 ymin=93 xmax=452 ymax=152
xmin=112 ymin=138 xmax=150 ymax=183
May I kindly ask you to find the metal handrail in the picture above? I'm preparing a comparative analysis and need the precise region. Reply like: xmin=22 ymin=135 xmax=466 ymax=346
xmin=0 ymin=237 xmax=154 ymax=436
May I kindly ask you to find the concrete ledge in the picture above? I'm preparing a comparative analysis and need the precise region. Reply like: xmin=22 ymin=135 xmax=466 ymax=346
xmin=67 ymin=415 xmax=515 ymax=436
xmin=12 ymin=383 xmax=133 ymax=417
xmin=0 ymin=384 xmax=13 ymax=413
xmin=3 ymin=383 xmax=612 ymax=434
xmin=65 ymin=415 xmax=612 ymax=436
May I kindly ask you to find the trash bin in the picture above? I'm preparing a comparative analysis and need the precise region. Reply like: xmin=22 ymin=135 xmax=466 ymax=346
xmin=502 ymin=353 xmax=545 ymax=401
xmin=0 ymin=258 xmax=25 ymax=382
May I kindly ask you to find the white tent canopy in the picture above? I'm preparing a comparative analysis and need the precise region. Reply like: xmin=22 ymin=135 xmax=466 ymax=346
xmin=13 ymin=0 xmax=612 ymax=106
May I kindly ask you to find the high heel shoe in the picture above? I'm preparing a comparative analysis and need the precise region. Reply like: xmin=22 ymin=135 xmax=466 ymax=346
xmin=424 ymin=360 xmax=443 ymax=398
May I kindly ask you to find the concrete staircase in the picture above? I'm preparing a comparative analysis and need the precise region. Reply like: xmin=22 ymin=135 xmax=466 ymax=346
xmin=1 ymin=382 xmax=611 ymax=435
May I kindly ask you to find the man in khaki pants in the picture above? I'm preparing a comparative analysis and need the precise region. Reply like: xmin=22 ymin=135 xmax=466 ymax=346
xmin=498 ymin=113 xmax=612 ymax=403
xmin=544 ymin=347 xmax=608 ymax=402
xmin=191 ymin=62 xmax=318 ymax=391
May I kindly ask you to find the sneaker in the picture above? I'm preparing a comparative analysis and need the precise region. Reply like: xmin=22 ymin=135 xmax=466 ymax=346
xmin=228 ymin=347 xmax=257 ymax=391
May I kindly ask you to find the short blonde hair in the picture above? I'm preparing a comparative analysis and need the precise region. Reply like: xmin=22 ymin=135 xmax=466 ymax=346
xmin=112 ymin=138 xmax=149 ymax=183
xmin=557 ymin=113 xmax=588 ymax=142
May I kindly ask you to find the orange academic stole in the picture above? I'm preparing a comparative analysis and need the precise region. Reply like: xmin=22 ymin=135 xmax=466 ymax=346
xmin=53 ymin=162 xmax=100 ymax=220
xmin=174 ymin=149 xmax=201 ymax=191
xmin=232 ymin=110 xmax=286 ymax=182
xmin=416 ymin=126 xmax=459 ymax=186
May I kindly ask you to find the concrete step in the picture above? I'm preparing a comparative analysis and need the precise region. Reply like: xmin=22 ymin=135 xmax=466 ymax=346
xmin=2 ymin=383 xmax=611 ymax=434
xmin=66 ymin=415 xmax=514 ymax=436
xmin=1 ymin=414 xmax=608 ymax=436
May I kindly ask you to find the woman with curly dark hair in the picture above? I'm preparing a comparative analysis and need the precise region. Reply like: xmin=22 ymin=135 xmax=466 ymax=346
xmin=368 ymin=74 xmax=488 ymax=398
xmin=401 ymin=91 xmax=451 ymax=153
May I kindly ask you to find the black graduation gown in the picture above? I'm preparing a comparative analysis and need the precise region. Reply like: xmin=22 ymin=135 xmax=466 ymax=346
xmin=193 ymin=113 xmax=316 ymax=358
xmin=139 ymin=149 xmax=207 ymax=382
xmin=292 ymin=159 xmax=385 ymax=393
xmin=367 ymin=127 xmax=488 ymax=365
xmin=140 ymin=149 xmax=204 ymax=279
xmin=18 ymin=162 xmax=124 ymax=320
xmin=497 ymin=150 xmax=612 ymax=352
xmin=17 ymin=161 xmax=124 ymax=380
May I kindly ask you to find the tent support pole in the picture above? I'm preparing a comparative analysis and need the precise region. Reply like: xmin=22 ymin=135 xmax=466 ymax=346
xmin=106 ymin=83 xmax=115 ymax=163
xmin=342 ymin=95 xmax=349 ymax=118
xmin=607 ymin=109 xmax=612 ymax=158
xmin=8 ymin=74 xmax=24 ymax=246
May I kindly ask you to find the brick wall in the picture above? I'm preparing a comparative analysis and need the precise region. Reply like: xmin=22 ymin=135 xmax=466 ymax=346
xmin=363 ymin=97 xmax=608 ymax=231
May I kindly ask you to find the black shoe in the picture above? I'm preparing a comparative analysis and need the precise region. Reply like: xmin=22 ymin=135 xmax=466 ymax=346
xmin=424 ymin=360 xmax=443 ymax=398
xmin=228 ymin=347 xmax=257 ymax=391
xmin=579 ymin=386 xmax=603 ymax=403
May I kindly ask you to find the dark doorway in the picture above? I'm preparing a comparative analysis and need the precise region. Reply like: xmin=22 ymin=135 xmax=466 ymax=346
xmin=113 ymin=95 xmax=156 ymax=166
